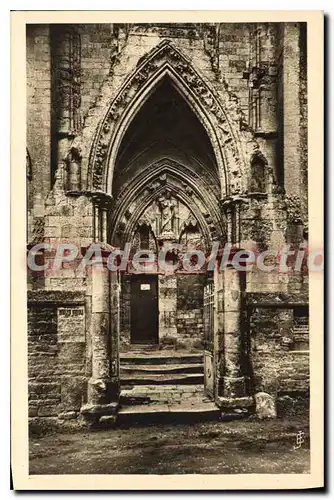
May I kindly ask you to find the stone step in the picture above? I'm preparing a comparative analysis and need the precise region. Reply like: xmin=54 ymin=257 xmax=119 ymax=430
xmin=117 ymin=403 xmax=221 ymax=425
xmin=121 ymin=373 xmax=204 ymax=386
xmin=120 ymin=384 xmax=207 ymax=405
xmin=128 ymin=344 xmax=160 ymax=351
xmin=120 ymin=363 xmax=203 ymax=375
xmin=120 ymin=353 xmax=203 ymax=365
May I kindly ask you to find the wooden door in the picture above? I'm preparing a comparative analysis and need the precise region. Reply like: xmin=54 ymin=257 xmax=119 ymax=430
xmin=130 ymin=275 xmax=158 ymax=344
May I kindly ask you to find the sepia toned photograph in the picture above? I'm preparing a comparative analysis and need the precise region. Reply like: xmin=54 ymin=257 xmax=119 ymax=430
xmin=11 ymin=10 xmax=323 ymax=490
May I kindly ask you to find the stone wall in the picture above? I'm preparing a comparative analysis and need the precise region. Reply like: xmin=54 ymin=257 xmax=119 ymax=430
xmin=26 ymin=25 xmax=52 ymax=224
xmin=217 ymin=23 xmax=251 ymax=122
xmin=247 ymin=294 xmax=309 ymax=399
xmin=175 ymin=274 xmax=205 ymax=345
xmin=28 ymin=290 xmax=88 ymax=418
xmin=76 ymin=24 xmax=116 ymax=121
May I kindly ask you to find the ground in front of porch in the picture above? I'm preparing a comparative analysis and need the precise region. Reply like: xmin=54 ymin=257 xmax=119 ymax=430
xmin=29 ymin=417 xmax=309 ymax=475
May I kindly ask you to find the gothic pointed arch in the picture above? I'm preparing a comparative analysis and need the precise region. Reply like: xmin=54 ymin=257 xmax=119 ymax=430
xmin=87 ymin=40 xmax=254 ymax=198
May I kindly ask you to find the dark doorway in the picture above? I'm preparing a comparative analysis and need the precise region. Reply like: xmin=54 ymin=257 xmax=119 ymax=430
xmin=131 ymin=274 xmax=159 ymax=345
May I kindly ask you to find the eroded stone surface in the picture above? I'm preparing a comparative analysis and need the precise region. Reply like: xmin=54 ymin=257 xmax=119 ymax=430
xmin=255 ymin=392 xmax=277 ymax=419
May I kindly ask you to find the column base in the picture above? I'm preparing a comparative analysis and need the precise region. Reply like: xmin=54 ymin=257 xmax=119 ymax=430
xmin=87 ymin=377 xmax=120 ymax=407
xmin=80 ymin=401 xmax=119 ymax=425
xmin=215 ymin=395 xmax=255 ymax=420
xmin=221 ymin=376 xmax=250 ymax=398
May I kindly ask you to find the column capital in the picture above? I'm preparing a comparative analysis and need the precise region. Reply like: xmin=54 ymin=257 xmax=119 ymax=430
xmin=87 ymin=191 xmax=113 ymax=209
xmin=219 ymin=195 xmax=248 ymax=212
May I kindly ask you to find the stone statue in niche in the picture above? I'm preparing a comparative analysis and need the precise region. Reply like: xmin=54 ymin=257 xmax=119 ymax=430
xmin=66 ymin=147 xmax=81 ymax=192
xmin=158 ymin=191 xmax=176 ymax=237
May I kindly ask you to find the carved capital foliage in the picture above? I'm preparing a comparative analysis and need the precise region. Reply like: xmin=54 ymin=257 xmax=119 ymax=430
xmin=51 ymin=25 xmax=82 ymax=136
xmin=89 ymin=191 xmax=113 ymax=210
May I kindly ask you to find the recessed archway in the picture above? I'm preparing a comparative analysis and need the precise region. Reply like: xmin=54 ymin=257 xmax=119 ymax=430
xmin=109 ymin=68 xmax=223 ymax=374
xmin=87 ymin=40 xmax=251 ymax=198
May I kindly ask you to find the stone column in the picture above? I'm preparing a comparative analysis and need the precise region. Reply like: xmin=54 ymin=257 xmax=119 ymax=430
xmin=221 ymin=262 xmax=247 ymax=398
xmin=81 ymin=246 xmax=120 ymax=425
xmin=158 ymin=240 xmax=178 ymax=339
xmin=101 ymin=208 xmax=108 ymax=243
xmin=216 ymin=199 xmax=254 ymax=413
xmin=93 ymin=204 xmax=100 ymax=242
xmin=215 ymin=254 xmax=254 ymax=414
xmin=282 ymin=23 xmax=303 ymax=198
xmin=91 ymin=193 xmax=112 ymax=243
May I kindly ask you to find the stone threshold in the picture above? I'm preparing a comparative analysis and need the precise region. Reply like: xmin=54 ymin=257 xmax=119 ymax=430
xmin=117 ymin=402 xmax=221 ymax=425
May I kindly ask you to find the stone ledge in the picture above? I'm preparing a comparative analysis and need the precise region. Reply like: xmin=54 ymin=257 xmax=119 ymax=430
xmin=246 ymin=292 xmax=309 ymax=306
xmin=215 ymin=396 xmax=254 ymax=409
xmin=28 ymin=290 xmax=85 ymax=305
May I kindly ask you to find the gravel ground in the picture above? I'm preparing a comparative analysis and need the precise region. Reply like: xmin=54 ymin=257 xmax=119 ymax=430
xmin=29 ymin=417 xmax=310 ymax=475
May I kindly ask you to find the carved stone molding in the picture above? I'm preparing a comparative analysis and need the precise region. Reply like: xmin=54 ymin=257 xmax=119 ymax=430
xmin=203 ymin=23 xmax=220 ymax=78
xmin=129 ymin=23 xmax=200 ymax=40
xmin=51 ymin=25 xmax=82 ymax=136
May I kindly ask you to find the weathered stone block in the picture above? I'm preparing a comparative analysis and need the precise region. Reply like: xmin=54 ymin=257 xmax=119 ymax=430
xmin=254 ymin=392 xmax=277 ymax=419
xmin=60 ymin=376 xmax=86 ymax=411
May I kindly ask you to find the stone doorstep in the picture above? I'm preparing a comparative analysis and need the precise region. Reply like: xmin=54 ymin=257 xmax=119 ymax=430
xmin=120 ymin=353 xmax=203 ymax=365
xmin=121 ymin=384 xmax=204 ymax=391
xmin=116 ymin=403 xmax=222 ymax=424
xmin=120 ymin=384 xmax=215 ymax=407
xmin=120 ymin=384 xmax=205 ymax=396
xmin=120 ymin=363 xmax=204 ymax=374
xmin=119 ymin=403 xmax=219 ymax=415
xmin=121 ymin=373 xmax=204 ymax=385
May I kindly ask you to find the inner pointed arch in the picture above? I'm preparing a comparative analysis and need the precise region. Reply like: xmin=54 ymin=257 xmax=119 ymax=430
xmin=107 ymin=64 xmax=226 ymax=197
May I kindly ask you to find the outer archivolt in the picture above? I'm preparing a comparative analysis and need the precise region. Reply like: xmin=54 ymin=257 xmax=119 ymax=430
xmin=88 ymin=39 xmax=258 ymax=197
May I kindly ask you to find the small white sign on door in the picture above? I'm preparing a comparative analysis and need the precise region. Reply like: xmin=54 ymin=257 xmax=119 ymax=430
xmin=140 ymin=283 xmax=151 ymax=290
